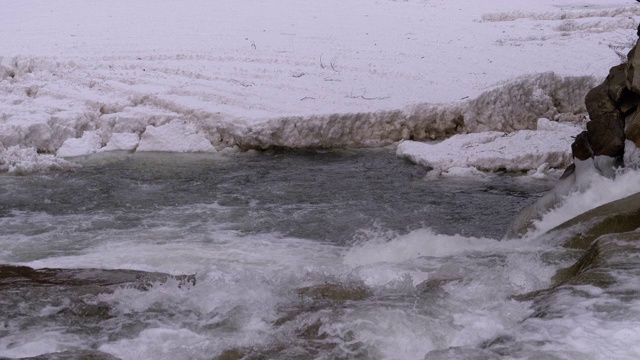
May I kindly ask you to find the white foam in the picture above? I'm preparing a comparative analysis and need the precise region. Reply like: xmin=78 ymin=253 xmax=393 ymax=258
xmin=530 ymin=168 xmax=640 ymax=237
xmin=625 ymin=140 xmax=640 ymax=169
xmin=344 ymin=229 xmax=500 ymax=267
xmin=99 ymin=328 xmax=211 ymax=360
xmin=0 ymin=330 xmax=77 ymax=358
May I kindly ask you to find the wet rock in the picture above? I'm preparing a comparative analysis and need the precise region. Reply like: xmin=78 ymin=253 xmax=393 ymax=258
xmin=626 ymin=42 xmax=640 ymax=95
xmin=585 ymin=115 xmax=625 ymax=158
xmin=550 ymin=191 xmax=640 ymax=250
xmin=214 ymin=345 xmax=296 ymax=360
xmin=415 ymin=277 xmax=460 ymax=296
xmin=571 ymin=131 xmax=593 ymax=160
xmin=615 ymin=88 xmax=638 ymax=115
xmin=543 ymin=231 xmax=640 ymax=304
xmin=608 ymin=64 xmax=629 ymax=105
xmin=296 ymin=282 xmax=371 ymax=302
xmin=0 ymin=350 xmax=122 ymax=360
xmin=424 ymin=347 xmax=501 ymax=360
xmin=216 ymin=349 xmax=245 ymax=360
xmin=0 ymin=264 xmax=195 ymax=290
xmin=585 ymin=83 xmax=618 ymax=120
xmin=626 ymin=110 xmax=640 ymax=147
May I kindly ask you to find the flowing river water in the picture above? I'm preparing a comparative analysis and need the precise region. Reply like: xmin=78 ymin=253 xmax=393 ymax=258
xmin=1 ymin=149 xmax=636 ymax=359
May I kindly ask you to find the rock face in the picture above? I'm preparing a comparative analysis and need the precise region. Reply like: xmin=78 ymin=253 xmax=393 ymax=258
xmin=572 ymin=24 xmax=640 ymax=167
xmin=578 ymin=62 xmax=628 ymax=166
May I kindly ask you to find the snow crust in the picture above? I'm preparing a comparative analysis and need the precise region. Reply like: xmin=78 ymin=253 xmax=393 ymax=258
xmin=397 ymin=118 xmax=582 ymax=176
xmin=136 ymin=120 xmax=215 ymax=153
xmin=0 ymin=145 xmax=79 ymax=175
xmin=0 ymin=0 xmax=638 ymax=173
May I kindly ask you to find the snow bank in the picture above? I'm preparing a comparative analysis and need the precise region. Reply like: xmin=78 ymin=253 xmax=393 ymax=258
xmin=0 ymin=0 xmax=637 ymax=171
xmin=397 ymin=118 xmax=582 ymax=176
xmin=0 ymin=145 xmax=79 ymax=175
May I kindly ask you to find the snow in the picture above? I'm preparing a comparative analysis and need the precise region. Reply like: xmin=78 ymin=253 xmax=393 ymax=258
xmin=397 ymin=118 xmax=582 ymax=176
xmin=136 ymin=120 xmax=215 ymax=153
xmin=57 ymin=131 xmax=102 ymax=158
xmin=0 ymin=0 xmax=638 ymax=173
xmin=99 ymin=132 xmax=139 ymax=153
xmin=0 ymin=145 xmax=79 ymax=175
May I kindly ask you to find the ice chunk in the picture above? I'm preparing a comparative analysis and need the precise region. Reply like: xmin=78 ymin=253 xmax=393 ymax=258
xmin=99 ymin=133 xmax=139 ymax=152
xmin=397 ymin=120 xmax=581 ymax=176
xmin=56 ymin=131 xmax=102 ymax=158
xmin=136 ymin=120 xmax=215 ymax=153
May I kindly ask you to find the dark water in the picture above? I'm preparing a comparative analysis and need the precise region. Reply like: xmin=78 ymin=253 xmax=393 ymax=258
xmin=0 ymin=149 xmax=551 ymax=242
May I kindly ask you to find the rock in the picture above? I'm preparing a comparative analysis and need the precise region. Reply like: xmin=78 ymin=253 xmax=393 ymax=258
xmin=216 ymin=349 xmax=245 ymax=360
xmin=585 ymin=116 xmax=625 ymax=158
xmin=7 ymin=350 xmax=122 ymax=360
xmin=585 ymin=83 xmax=618 ymax=117
xmin=626 ymin=42 xmax=640 ymax=95
xmin=571 ymin=131 xmax=593 ymax=160
xmin=503 ymin=164 xmax=577 ymax=239
xmin=615 ymin=88 xmax=638 ymax=115
xmin=550 ymin=232 xmax=640 ymax=288
xmin=608 ymin=63 xmax=638 ymax=115
xmin=0 ymin=264 xmax=195 ymax=290
xmin=608 ymin=64 xmax=629 ymax=105
xmin=626 ymin=110 xmax=640 ymax=147
xmin=424 ymin=347 xmax=501 ymax=360
xmin=549 ymin=191 xmax=640 ymax=250
xmin=296 ymin=282 xmax=371 ymax=302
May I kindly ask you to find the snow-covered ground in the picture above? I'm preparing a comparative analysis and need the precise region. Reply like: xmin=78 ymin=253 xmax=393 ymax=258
xmin=1 ymin=0 xmax=638 ymax=174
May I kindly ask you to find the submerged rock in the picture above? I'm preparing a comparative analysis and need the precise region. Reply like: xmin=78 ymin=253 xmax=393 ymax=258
xmin=0 ymin=350 xmax=122 ymax=360
xmin=296 ymin=282 xmax=371 ymax=302
xmin=551 ymin=231 xmax=640 ymax=287
xmin=550 ymin=191 xmax=640 ymax=250
xmin=0 ymin=264 xmax=195 ymax=290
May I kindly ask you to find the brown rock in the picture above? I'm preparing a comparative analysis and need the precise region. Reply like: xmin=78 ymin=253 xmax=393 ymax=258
xmin=586 ymin=116 xmax=625 ymax=158
xmin=551 ymin=191 xmax=640 ymax=250
xmin=583 ymin=80 xmax=626 ymax=157
xmin=571 ymin=131 xmax=593 ymax=160
xmin=585 ymin=83 xmax=617 ymax=116
xmin=616 ymin=88 xmax=639 ymax=115
xmin=607 ymin=64 xmax=628 ymax=104
xmin=626 ymin=43 xmax=640 ymax=95
xmin=626 ymin=111 xmax=640 ymax=147
xmin=296 ymin=282 xmax=371 ymax=301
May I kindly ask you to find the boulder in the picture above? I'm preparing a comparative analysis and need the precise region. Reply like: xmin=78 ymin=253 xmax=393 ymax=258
xmin=615 ymin=88 xmax=639 ymax=115
xmin=585 ymin=116 xmax=625 ymax=158
xmin=571 ymin=131 xmax=593 ymax=160
xmin=626 ymin=110 xmax=640 ymax=147
xmin=549 ymin=191 xmax=640 ymax=250
xmin=551 ymin=231 xmax=640 ymax=287
xmin=585 ymin=83 xmax=618 ymax=117
xmin=608 ymin=64 xmax=629 ymax=105
xmin=626 ymin=41 xmax=640 ymax=95
xmin=608 ymin=64 xmax=638 ymax=115
xmin=582 ymin=80 xmax=626 ymax=158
